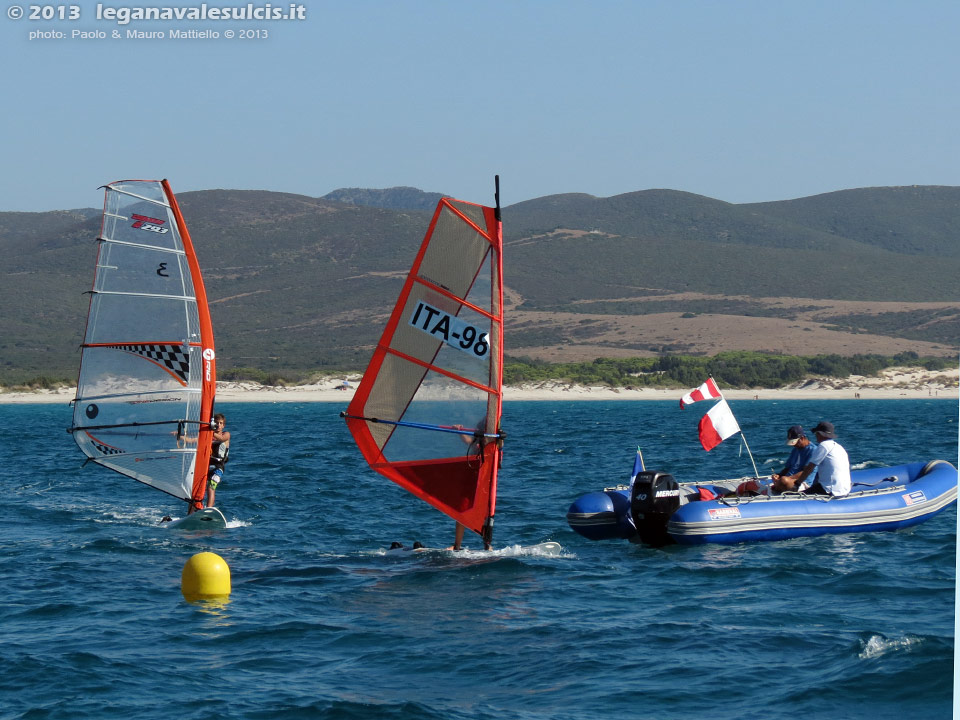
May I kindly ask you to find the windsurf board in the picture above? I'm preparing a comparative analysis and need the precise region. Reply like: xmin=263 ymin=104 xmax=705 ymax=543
xmin=163 ymin=507 xmax=227 ymax=531
xmin=386 ymin=541 xmax=561 ymax=555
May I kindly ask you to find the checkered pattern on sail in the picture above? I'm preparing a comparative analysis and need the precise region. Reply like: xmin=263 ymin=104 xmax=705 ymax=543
xmin=117 ymin=343 xmax=190 ymax=385
xmin=86 ymin=432 xmax=124 ymax=456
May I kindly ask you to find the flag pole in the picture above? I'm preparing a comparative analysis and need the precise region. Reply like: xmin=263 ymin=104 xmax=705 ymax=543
xmin=739 ymin=433 xmax=760 ymax=478
xmin=713 ymin=377 xmax=761 ymax=478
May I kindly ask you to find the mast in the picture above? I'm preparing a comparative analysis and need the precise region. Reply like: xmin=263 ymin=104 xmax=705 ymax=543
xmin=482 ymin=175 xmax=504 ymax=549
xmin=162 ymin=179 xmax=217 ymax=509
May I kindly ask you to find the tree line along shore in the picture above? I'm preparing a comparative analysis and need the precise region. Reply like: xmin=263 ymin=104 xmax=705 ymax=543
xmin=500 ymin=351 xmax=955 ymax=390
xmin=4 ymin=351 xmax=956 ymax=394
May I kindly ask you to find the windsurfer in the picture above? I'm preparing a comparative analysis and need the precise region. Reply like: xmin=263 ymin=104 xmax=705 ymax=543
xmin=206 ymin=413 xmax=230 ymax=507
xmin=448 ymin=419 xmax=486 ymax=550
xmin=449 ymin=523 xmax=467 ymax=551
xmin=342 ymin=189 xmax=504 ymax=555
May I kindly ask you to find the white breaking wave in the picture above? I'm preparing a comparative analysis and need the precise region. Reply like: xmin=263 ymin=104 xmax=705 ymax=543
xmin=858 ymin=633 xmax=923 ymax=659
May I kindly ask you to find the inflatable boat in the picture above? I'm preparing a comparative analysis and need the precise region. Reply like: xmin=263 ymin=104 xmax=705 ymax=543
xmin=566 ymin=460 xmax=957 ymax=546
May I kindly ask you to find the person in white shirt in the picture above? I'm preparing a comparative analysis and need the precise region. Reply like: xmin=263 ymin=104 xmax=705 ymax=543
xmin=794 ymin=421 xmax=851 ymax=497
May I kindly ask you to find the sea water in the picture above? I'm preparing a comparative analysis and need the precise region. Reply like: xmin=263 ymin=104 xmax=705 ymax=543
xmin=0 ymin=398 xmax=955 ymax=719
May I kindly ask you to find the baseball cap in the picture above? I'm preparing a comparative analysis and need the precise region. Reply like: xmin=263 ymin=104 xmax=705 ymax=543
xmin=810 ymin=421 xmax=837 ymax=438
xmin=786 ymin=425 xmax=805 ymax=446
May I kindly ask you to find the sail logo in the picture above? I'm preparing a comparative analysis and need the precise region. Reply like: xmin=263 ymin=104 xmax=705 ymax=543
xmin=409 ymin=301 xmax=489 ymax=358
xmin=202 ymin=348 xmax=215 ymax=382
xmin=131 ymin=213 xmax=169 ymax=234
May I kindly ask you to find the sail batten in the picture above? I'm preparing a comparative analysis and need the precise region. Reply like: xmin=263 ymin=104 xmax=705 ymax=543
xmin=85 ymin=448 xmax=194 ymax=459
xmin=383 ymin=346 xmax=499 ymax=395
xmin=104 ymin=185 xmax=172 ymax=207
xmin=71 ymin=180 xmax=216 ymax=507
xmin=345 ymin=188 xmax=504 ymax=546
xmin=72 ymin=419 xmax=204 ymax=430
xmin=412 ymin=277 xmax=500 ymax=322
xmin=75 ymin=390 xmax=201 ymax=403
xmin=91 ymin=290 xmax=197 ymax=301
xmin=82 ymin=341 xmax=203 ymax=347
xmin=98 ymin=237 xmax=187 ymax=254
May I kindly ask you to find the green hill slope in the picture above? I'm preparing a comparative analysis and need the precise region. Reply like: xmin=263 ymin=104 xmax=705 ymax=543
xmin=743 ymin=185 xmax=960 ymax=257
xmin=1 ymin=185 xmax=957 ymax=384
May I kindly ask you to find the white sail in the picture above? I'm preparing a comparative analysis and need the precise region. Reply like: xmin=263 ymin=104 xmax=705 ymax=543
xmin=70 ymin=180 xmax=216 ymax=504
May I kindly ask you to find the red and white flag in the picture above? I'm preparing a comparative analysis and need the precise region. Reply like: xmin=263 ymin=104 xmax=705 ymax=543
xmin=680 ymin=378 xmax=722 ymax=408
xmin=698 ymin=399 xmax=741 ymax=452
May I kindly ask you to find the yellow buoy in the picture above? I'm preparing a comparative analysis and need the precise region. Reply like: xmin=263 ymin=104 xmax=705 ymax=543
xmin=181 ymin=551 xmax=231 ymax=602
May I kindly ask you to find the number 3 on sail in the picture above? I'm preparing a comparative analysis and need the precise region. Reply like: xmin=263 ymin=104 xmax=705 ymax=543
xmin=343 ymin=177 xmax=505 ymax=550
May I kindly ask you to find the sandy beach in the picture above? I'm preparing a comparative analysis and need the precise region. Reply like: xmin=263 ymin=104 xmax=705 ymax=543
xmin=2 ymin=367 xmax=956 ymax=404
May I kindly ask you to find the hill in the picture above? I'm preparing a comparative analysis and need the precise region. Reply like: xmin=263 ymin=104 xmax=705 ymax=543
xmin=743 ymin=185 xmax=960 ymax=257
xmin=1 ymin=185 xmax=958 ymax=384
xmin=503 ymin=187 xmax=960 ymax=303
xmin=322 ymin=186 xmax=447 ymax=211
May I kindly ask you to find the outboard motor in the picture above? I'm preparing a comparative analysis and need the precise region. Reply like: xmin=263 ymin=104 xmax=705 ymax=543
xmin=630 ymin=471 xmax=681 ymax=546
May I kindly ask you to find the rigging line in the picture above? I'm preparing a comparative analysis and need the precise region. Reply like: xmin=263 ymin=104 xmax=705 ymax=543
xmin=852 ymin=477 xmax=900 ymax=488
xmin=97 ymin=236 xmax=186 ymax=254
xmin=340 ymin=412 xmax=502 ymax=439
xmin=102 ymin=184 xmax=172 ymax=208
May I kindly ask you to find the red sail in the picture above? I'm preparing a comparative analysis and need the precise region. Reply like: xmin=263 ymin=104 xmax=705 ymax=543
xmin=345 ymin=192 xmax=504 ymax=545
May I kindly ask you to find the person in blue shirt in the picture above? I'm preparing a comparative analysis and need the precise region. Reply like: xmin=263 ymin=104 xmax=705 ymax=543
xmin=771 ymin=425 xmax=818 ymax=493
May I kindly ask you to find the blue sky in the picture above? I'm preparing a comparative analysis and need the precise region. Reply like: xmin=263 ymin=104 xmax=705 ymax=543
xmin=1 ymin=0 xmax=957 ymax=211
